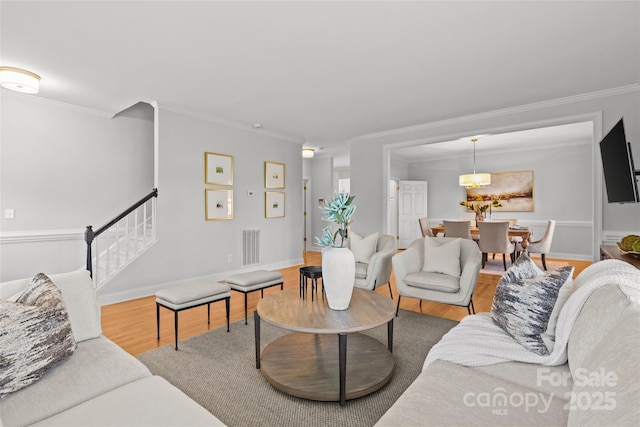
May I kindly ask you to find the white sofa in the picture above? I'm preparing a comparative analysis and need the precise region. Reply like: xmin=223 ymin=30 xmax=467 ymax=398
xmin=0 ymin=270 xmax=225 ymax=427
xmin=376 ymin=260 xmax=640 ymax=426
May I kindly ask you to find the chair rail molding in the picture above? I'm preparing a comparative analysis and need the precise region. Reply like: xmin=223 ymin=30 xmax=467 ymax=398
xmin=0 ymin=229 xmax=84 ymax=244
xmin=602 ymin=230 xmax=640 ymax=246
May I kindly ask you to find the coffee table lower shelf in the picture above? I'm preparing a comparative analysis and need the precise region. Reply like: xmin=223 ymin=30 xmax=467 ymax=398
xmin=259 ymin=332 xmax=395 ymax=402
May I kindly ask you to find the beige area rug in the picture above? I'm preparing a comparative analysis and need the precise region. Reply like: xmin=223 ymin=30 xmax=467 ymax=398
xmin=480 ymin=255 xmax=568 ymax=276
xmin=138 ymin=310 xmax=457 ymax=427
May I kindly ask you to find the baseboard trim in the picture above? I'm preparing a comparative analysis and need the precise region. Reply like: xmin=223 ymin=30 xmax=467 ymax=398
xmin=546 ymin=252 xmax=593 ymax=262
xmin=97 ymin=257 xmax=305 ymax=306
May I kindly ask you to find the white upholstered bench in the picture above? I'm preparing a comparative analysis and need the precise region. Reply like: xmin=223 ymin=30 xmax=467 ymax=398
xmin=156 ymin=282 xmax=231 ymax=350
xmin=224 ymin=270 xmax=284 ymax=324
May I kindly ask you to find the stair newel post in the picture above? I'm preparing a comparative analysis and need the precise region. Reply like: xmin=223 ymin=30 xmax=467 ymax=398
xmin=84 ymin=225 xmax=94 ymax=277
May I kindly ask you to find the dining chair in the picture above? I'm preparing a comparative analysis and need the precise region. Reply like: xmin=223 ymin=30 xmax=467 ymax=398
xmin=488 ymin=219 xmax=519 ymax=259
xmin=490 ymin=218 xmax=518 ymax=227
xmin=443 ymin=220 xmax=472 ymax=239
xmin=458 ymin=217 xmax=481 ymax=242
xmin=516 ymin=220 xmax=556 ymax=270
xmin=418 ymin=217 xmax=433 ymax=237
xmin=477 ymin=221 xmax=515 ymax=270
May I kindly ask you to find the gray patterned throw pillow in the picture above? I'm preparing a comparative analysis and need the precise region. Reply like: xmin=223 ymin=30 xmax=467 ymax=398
xmin=497 ymin=252 xmax=544 ymax=285
xmin=0 ymin=273 xmax=77 ymax=398
xmin=492 ymin=264 xmax=575 ymax=356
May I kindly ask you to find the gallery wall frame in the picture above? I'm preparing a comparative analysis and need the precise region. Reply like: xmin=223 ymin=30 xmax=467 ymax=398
xmin=466 ymin=170 xmax=534 ymax=212
xmin=205 ymin=152 xmax=233 ymax=186
xmin=205 ymin=189 xmax=234 ymax=220
xmin=264 ymin=161 xmax=285 ymax=189
xmin=265 ymin=191 xmax=285 ymax=218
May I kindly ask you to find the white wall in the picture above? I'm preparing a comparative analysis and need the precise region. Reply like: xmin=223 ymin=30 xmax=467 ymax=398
xmin=308 ymin=156 xmax=334 ymax=251
xmin=0 ymin=96 xmax=304 ymax=304
xmin=350 ymin=88 xmax=640 ymax=260
xmin=0 ymin=94 xmax=154 ymax=280
xmin=350 ymin=145 xmax=384 ymax=235
xmin=390 ymin=157 xmax=409 ymax=181
xmin=97 ymin=106 xmax=304 ymax=303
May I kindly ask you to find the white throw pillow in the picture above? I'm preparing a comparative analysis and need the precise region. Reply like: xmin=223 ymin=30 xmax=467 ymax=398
xmin=47 ymin=270 xmax=102 ymax=343
xmin=542 ymin=277 xmax=574 ymax=349
xmin=349 ymin=232 xmax=379 ymax=264
xmin=423 ymin=237 xmax=461 ymax=277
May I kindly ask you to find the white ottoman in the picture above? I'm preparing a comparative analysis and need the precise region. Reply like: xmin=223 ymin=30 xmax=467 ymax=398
xmin=156 ymin=282 xmax=231 ymax=350
xmin=225 ymin=270 xmax=284 ymax=324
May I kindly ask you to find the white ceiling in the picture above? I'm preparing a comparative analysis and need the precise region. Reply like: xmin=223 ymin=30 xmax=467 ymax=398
xmin=1 ymin=1 xmax=638 ymax=165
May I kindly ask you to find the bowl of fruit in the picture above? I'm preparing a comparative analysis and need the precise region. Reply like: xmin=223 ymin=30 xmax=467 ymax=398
xmin=617 ymin=235 xmax=640 ymax=258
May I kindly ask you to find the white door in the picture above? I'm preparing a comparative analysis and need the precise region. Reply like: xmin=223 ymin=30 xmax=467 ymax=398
xmin=398 ymin=180 xmax=428 ymax=249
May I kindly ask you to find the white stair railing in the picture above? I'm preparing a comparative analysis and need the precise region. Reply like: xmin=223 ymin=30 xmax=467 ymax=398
xmin=85 ymin=189 xmax=158 ymax=291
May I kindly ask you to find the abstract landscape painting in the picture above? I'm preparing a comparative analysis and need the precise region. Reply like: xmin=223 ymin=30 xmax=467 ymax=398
xmin=466 ymin=170 xmax=534 ymax=212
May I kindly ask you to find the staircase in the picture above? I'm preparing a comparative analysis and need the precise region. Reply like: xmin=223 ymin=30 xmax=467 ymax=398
xmin=85 ymin=189 xmax=158 ymax=291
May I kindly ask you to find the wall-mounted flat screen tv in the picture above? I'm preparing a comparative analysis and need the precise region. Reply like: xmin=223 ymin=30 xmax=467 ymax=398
xmin=599 ymin=118 xmax=639 ymax=203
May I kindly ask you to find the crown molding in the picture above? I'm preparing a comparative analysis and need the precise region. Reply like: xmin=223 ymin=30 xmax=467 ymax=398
xmin=0 ymin=89 xmax=112 ymax=118
xmin=157 ymin=102 xmax=303 ymax=145
xmin=405 ymin=138 xmax=593 ymax=164
xmin=0 ymin=91 xmax=303 ymax=146
xmin=349 ymin=84 xmax=640 ymax=145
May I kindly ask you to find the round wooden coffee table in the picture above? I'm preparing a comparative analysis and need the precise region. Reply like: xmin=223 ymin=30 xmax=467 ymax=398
xmin=254 ymin=288 xmax=395 ymax=406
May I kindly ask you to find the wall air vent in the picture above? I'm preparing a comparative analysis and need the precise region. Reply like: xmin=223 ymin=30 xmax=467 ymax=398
xmin=242 ymin=229 xmax=260 ymax=266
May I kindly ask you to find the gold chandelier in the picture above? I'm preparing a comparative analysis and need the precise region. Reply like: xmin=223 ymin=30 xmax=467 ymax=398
xmin=459 ymin=138 xmax=491 ymax=189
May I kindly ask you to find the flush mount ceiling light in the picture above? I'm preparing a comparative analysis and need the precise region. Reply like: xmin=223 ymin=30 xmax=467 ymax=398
xmin=459 ymin=138 xmax=491 ymax=188
xmin=0 ymin=66 xmax=41 ymax=94
xmin=302 ymin=147 xmax=314 ymax=158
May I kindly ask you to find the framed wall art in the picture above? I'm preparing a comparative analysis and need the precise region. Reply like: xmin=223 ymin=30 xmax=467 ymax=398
xmin=205 ymin=152 xmax=233 ymax=185
xmin=265 ymin=191 xmax=285 ymax=218
xmin=264 ymin=161 xmax=285 ymax=189
xmin=466 ymin=170 xmax=534 ymax=212
xmin=205 ymin=189 xmax=233 ymax=220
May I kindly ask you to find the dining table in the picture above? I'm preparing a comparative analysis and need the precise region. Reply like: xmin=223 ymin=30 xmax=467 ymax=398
xmin=430 ymin=223 xmax=532 ymax=251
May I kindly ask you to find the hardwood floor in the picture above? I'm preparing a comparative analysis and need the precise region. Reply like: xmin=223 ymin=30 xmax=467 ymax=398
xmin=101 ymin=251 xmax=591 ymax=357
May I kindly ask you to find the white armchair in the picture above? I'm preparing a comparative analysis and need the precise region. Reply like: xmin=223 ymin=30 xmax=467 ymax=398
xmin=346 ymin=232 xmax=396 ymax=297
xmin=392 ymin=236 xmax=482 ymax=315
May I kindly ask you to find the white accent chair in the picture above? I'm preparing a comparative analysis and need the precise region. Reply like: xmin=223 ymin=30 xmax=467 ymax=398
xmin=517 ymin=220 xmax=556 ymax=270
xmin=392 ymin=236 xmax=482 ymax=315
xmin=443 ymin=220 xmax=472 ymax=239
xmin=346 ymin=233 xmax=396 ymax=297
xmin=478 ymin=221 xmax=515 ymax=271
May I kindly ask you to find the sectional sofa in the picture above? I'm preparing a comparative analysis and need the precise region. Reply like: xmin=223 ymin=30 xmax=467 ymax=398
xmin=376 ymin=258 xmax=640 ymax=426
xmin=0 ymin=270 xmax=225 ymax=427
